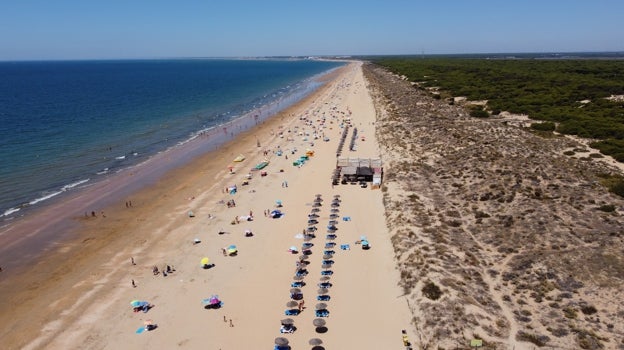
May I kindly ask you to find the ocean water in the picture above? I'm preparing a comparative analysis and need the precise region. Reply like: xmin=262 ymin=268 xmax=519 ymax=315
xmin=0 ymin=58 xmax=344 ymax=221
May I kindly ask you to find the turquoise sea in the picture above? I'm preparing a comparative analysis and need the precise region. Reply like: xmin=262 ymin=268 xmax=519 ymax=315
xmin=0 ymin=58 xmax=344 ymax=222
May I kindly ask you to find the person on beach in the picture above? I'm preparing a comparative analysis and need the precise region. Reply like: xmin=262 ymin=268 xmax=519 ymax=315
xmin=222 ymin=248 xmax=227 ymax=256
xmin=298 ymin=300 xmax=305 ymax=312
xmin=131 ymin=257 xmax=136 ymax=265
xmin=229 ymin=319 xmax=234 ymax=327
xmin=132 ymin=279 xmax=136 ymax=288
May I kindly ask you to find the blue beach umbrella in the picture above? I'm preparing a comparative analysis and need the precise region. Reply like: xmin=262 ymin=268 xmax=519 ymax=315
xmin=131 ymin=300 xmax=149 ymax=308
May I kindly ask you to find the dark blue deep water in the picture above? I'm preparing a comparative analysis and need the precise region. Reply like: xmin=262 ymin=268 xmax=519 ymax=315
xmin=0 ymin=59 xmax=343 ymax=220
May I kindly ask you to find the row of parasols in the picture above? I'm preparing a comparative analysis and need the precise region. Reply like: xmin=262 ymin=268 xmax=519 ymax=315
xmin=335 ymin=124 xmax=350 ymax=157
xmin=278 ymin=193 xmax=342 ymax=349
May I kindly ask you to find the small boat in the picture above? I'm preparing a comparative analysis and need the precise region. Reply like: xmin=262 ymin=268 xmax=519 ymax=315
xmin=233 ymin=154 xmax=246 ymax=162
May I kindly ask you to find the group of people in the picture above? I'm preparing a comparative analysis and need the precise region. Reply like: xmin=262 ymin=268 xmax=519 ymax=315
xmin=152 ymin=265 xmax=174 ymax=277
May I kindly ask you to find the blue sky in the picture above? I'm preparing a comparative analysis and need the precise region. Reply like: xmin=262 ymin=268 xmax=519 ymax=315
xmin=1 ymin=0 xmax=622 ymax=60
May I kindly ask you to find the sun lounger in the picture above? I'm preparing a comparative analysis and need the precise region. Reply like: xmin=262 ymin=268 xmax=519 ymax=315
xmin=291 ymin=281 xmax=305 ymax=288
xmin=317 ymin=295 xmax=331 ymax=301
xmin=285 ymin=309 xmax=300 ymax=316
xmin=323 ymin=250 xmax=335 ymax=255
xmin=321 ymin=270 xmax=333 ymax=276
xmin=315 ymin=310 xmax=330 ymax=317
xmin=325 ymin=242 xmax=336 ymax=248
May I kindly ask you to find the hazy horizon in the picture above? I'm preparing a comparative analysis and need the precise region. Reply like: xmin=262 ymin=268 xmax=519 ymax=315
xmin=1 ymin=0 xmax=622 ymax=61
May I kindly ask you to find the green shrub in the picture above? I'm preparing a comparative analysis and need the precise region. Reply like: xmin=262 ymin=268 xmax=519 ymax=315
xmin=580 ymin=305 xmax=598 ymax=315
xmin=422 ymin=281 xmax=443 ymax=300
xmin=597 ymin=204 xmax=616 ymax=212
xmin=469 ymin=106 xmax=489 ymax=118
xmin=531 ymin=122 xmax=556 ymax=132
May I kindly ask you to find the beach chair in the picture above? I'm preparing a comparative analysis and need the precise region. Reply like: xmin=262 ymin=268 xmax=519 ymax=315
xmin=323 ymin=250 xmax=335 ymax=256
xmin=291 ymin=281 xmax=305 ymax=288
xmin=325 ymin=242 xmax=336 ymax=248
xmin=317 ymin=295 xmax=331 ymax=301
xmin=285 ymin=309 xmax=299 ymax=316
xmin=320 ymin=270 xmax=333 ymax=276
xmin=315 ymin=310 xmax=330 ymax=317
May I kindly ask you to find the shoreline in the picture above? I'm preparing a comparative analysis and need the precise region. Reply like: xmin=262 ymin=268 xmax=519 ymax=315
xmin=0 ymin=62 xmax=342 ymax=223
xmin=0 ymin=65 xmax=342 ymax=275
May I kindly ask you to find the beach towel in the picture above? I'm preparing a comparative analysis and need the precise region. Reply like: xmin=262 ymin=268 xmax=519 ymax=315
xmin=340 ymin=244 xmax=350 ymax=250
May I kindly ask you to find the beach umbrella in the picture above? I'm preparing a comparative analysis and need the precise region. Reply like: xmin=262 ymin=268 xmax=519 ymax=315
xmin=331 ymin=203 xmax=339 ymax=208
xmin=309 ymin=338 xmax=323 ymax=346
xmin=312 ymin=202 xmax=322 ymax=207
xmin=286 ymin=301 xmax=299 ymax=308
xmin=293 ymin=275 xmax=304 ymax=281
xmin=299 ymin=255 xmax=309 ymax=261
xmin=308 ymin=213 xmax=319 ymax=218
xmin=202 ymin=295 xmax=221 ymax=306
xmin=281 ymin=318 xmax=295 ymax=326
xmin=200 ymin=257 xmax=210 ymax=266
xmin=318 ymin=282 xmax=332 ymax=288
xmin=322 ymin=254 xmax=333 ymax=260
xmin=321 ymin=263 xmax=332 ymax=270
xmin=317 ymin=288 xmax=329 ymax=295
xmin=308 ymin=219 xmax=318 ymax=225
xmin=275 ymin=337 xmax=289 ymax=346
xmin=330 ymin=208 xmax=339 ymax=213
xmin=130 ymin=300 xmax=148 ymax=308
xmin=315 ymin=193 xmax=322 ymax=197
xmin=328 ymin=220 xmax=338 ymax=225
xmin=227 ymin=245 xmax=237 ymax=255
xmin=290 ymin=288 xmax=302 ymax=294
xmin=315 ymin=303 xmax=328 ymax=310
xmin=311 ymin=208 xmax=320 ymax=212
xmin=304 ymin=235 xmax=314 ymax=242
xmin=329 ymin=214 xmax=339 ymax=219
xmin=314 ymin=197 xmax=323 ymax=203
xmin=319 ymin=276 xmax=331 ymax=282
xmin=326 ymin=234 xmax=336 ymax=240
xmin=313 ymin=318 xmax=326 ymax=327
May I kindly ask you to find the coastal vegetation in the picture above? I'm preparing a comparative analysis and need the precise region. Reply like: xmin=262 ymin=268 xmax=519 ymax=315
xmin=364 ymin=62 xmax=624 ymax=349
xmin=374 ymin=58 xmax=624 ymax=159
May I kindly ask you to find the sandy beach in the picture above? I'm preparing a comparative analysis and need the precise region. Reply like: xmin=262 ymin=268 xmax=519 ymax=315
xmin=0 ymin=62 xmax=414 ymax=349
